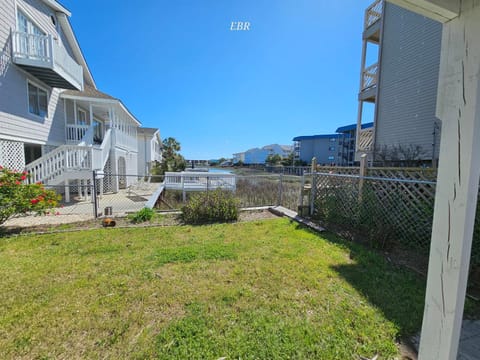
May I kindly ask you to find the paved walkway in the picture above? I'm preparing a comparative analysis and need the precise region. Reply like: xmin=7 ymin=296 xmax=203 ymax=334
xmin=411 ymin=321 xmax=480 ymax=359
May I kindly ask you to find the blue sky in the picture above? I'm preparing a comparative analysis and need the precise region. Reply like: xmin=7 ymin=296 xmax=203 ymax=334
xmin=62 ymin=0 xmax=376 ymax=159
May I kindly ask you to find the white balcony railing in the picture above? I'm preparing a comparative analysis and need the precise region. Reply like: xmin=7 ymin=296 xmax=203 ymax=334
xmin=25 ymin=145 xmax=93 ymax=184
xmin=12 ymin=31 xmax=83 ymax=90
xmin=365 ymin=0 xmax=383 ymax=29
xmin=164 ymin=172 xmax=236 ymax=191
xmin=66 ymin=124 xmax=90 ymax=144
xmin=361 ymin=62 xmax=378 ymax=91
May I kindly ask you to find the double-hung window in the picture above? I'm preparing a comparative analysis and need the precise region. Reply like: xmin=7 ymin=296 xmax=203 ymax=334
xmin=28 ymin=82 xmax=48 ymax=117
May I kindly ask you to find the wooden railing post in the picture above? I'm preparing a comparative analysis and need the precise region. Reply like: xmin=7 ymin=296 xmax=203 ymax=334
xmin=358 ymin=153 xmax=368 ymax=202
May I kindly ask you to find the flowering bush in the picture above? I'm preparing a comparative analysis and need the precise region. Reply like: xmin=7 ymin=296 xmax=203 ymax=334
xmin=0 ymin=166 xmax=61 ymax=225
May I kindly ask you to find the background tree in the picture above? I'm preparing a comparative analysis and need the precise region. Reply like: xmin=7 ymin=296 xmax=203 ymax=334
xmin=266 ymin=154 xmax=282 ymax=165
xmin=151 ymin=137 xmax=186 ymax=176
xmin=281 ymin=152 xmax=294 ymax=166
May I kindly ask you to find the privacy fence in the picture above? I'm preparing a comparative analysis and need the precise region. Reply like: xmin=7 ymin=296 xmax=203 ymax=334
xmin=308 ymin=167 xmax=480 ymax=267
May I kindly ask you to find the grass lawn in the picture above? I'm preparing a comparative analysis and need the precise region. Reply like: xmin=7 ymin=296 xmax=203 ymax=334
xmin=0 ymin=218 xmax=426 ymax=359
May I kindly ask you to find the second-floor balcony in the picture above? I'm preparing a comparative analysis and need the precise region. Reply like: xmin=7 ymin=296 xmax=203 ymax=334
xmin=359 ymin=62 xmax=378 ymax=102
xmin=364 ymin=0 xmax=383 ymax=42
xmin=11 ymin=31 xmax=83 ymax=90
xmin=357 ymin=128 xmax=374 ymax=152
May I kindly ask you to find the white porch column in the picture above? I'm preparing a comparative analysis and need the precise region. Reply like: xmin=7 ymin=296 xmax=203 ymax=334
xmin=418 ymin=2 xmax=480 ymax=359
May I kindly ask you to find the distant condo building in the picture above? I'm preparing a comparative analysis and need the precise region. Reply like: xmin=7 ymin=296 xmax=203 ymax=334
xmin=293 ymin=122 xmax=373 ymax=166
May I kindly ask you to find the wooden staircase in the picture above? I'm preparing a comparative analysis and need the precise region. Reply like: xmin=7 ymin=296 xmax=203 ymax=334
xmin=25 ymin=129 xmax=112 ymax=185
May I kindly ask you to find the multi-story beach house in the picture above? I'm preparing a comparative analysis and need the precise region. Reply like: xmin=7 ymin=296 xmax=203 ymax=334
xmin=356 ymin=0 xmax=442 ymax=165
xmin=0 ymin=0 xmax=144 ymax=200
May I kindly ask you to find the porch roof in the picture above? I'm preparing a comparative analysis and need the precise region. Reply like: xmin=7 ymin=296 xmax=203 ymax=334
xmin=61 ymin=86 xmax=141 ymax=126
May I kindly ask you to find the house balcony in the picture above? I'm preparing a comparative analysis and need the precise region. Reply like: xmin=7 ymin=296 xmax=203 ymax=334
xmin=358 ymin=62 xmax=378 ymax=102
xmin=357 ymin=128 xmax=374 ymax=152
xmin=11 ymin=31 xmax=83 ymax=90
xmin=363 ymin=0 xmax=383 ymax=43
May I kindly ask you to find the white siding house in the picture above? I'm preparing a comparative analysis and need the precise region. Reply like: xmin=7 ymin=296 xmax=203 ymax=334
xmin=242 ymin=144 xmax=292 ymax=165
xmin=137 ymin=127 xmax=162 ymax=176
xmin=0 ymin=0 xmax=144 ymax=199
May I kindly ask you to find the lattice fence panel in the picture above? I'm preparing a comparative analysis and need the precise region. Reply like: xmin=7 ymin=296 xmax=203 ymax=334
xmin=367 ymin=167 xmax=437 ymax=182
xmin=0 ymin=140 xmax=25 ymax=171
xmin=103 ymin=156 xmax=115 ymax=193
xmin=316 ymin=166 xmax=360 ymax=176
xmin=311 ymin=172 xmax=480 ymax=267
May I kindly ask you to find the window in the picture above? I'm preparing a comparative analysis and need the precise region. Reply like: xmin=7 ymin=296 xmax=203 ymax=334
xmin=329 ymin=146 xmax=335 ymax=151
xmin=328 ymin=156 xmax=335 ymax=161
xmin=28 ymin=82 xmax=48 ymax=117
xmin=330 ymin=138 xmax=336 ymax=142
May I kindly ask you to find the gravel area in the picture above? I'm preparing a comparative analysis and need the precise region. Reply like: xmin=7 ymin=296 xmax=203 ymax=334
xmin=4 ymin=214 xmax=93 ymax=227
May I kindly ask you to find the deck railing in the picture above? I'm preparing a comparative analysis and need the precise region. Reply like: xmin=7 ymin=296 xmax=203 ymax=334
xmin=66 ymin=124 xmax=90 ymax=144
xmin=365 ymin=0 xmax=383 ymax=29
xmin=357 ymin=128 xmax=374 ymax=151
xmin=164 ymin=172 xmax=236 ymax=191
xmin=25 ymin=145 xmax=93 ymax=184
xmin=361 ymin=62 xmax=378 ymax=91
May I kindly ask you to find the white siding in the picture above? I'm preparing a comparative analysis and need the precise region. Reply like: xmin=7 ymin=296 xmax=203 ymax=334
xmin=374 ymin=3 xmax=443 ymax=160
xmin=0 ymin=0 xmax=67 ymax=146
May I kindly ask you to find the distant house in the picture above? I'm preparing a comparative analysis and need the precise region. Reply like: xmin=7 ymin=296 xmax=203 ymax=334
xmin=292 ymin=135 xmax=340 ymax=165
xmin=137 ymin=128 xmax=162 ymax=176
xmin=356 ymin=0 xmax=442 ymax=164
xmin=242 ymin=144 xmax=292 ymax=165
xmin=233 ymin=152 xmax=245 ymax=164
xmin=336 ymin=122 xmax=374 ymax=166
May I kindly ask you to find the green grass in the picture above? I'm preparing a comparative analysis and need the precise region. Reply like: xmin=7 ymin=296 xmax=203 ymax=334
xmin=0 ymin=219 xmax=426 ymax=359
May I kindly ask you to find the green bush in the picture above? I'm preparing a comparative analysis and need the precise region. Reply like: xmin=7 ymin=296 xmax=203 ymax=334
xmin=181 ymin=190 xmax=239 ymax=224
xmin=0 ymin=166 xmax=61 ymax=225
xmin=129 ymin=207 xmax=155 ymax=223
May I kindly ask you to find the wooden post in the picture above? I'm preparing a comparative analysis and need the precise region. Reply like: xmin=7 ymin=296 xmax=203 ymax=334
xmin=64 ymin=179 xmax=70 ymax=203
xmin=417 ymin=2 xmax=480 ymax=359
xmin=358 ymin=153 xmax=368 ymax=202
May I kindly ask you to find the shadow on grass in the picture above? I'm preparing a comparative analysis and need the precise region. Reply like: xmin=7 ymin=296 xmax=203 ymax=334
xmin=293 ymin=222 xmax=426 ymax=337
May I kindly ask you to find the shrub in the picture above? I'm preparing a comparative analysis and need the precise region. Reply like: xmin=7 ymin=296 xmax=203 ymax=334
xmin=129 ymin=207 xmax=155 ymax=223
xmin=181 ymin=189 xmax=239 ymax=224
xmin=0 ymin=166 xmax=61 ymax=225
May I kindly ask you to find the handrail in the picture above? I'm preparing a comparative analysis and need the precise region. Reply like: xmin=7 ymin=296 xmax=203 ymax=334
xmin=361 ymin=62 xmax=378 ymax=91
xmin=92 ymin=129 xmax=112 ymax=170
xmin=78 ymin=124 xmax=95 ymax=146
xmin=357 ymin=128 xmax=374 ymax=151
xmin=11 ymin=31 xmax=51 ymax=63
xmin=25 ymin=145 xmax=93 ymax=184
xmin=66 ymin=124 xmax=90 ymax=143
xmin=364 ymin=0 xmax=383 ymax=29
